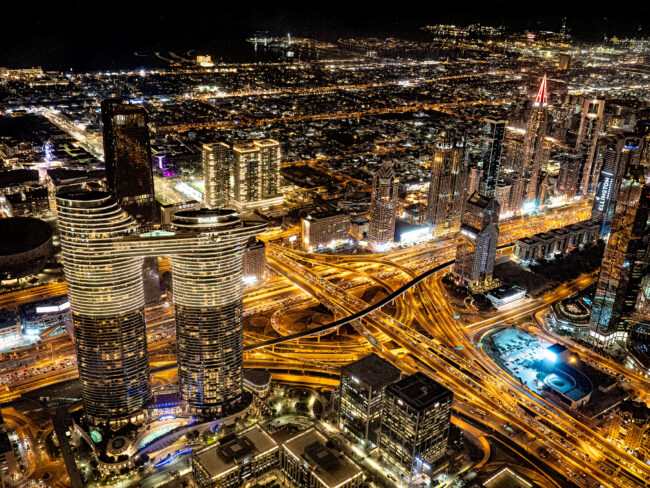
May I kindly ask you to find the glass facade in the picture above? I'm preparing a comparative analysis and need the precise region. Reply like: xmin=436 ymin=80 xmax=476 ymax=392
xmin=101 ymin=100 xmax=156 ymax=224
xmin=379 ymin=373 xmax=453 ymax=480
xmin=478 ymin=119 xmax=506 ymax=198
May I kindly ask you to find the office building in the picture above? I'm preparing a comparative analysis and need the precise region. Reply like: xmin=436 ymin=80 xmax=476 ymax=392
xmin=592 ymin=134 xmax=644 ymax=236
xmin=466 ymin=165 xmax=481 ymax=197
xmin=426 ymin=132 xmax=467 ymax=238
xmin=101 ymin=99 xmax=156 ymax=224
xmin=202 ymin=142 xmax=231 ymax=208
xmin=522 ymin=75 xmax=549 ymax=203
xmin=339 ymin=354 xmax=401 ymax=447
xmin=242 ymin=237 xmax=267 ymax=284
xmin=192 ymin=425 xmax=279 ymax=488
xmin=478 ymin=119 xmax=506 ymax=198
xmin=231 ymin=139 xmax=283 ymax=211
xmin=576 ymin=99 xmax=605 ymax=196
xmin=56 ymin=190 xmax=266 ymax=424
xmin=558 ymin=53 xmax=571 ymax=70
xmin=379 ymin=373 xmax=453 ymax=481
xmin=282 ymin=428 xmax=364 ymax=488
xmin=589 ymin=159 xmax=650 ymax=346
xmin=301 ymin=208 xmax=351 ymax=251
xmin=557 ymin=150 xmax=585 ymax=199
xmin=368 ymin=161 xmax=398 ymax=251
xmin=453 ymin=192 xmax=500 ymax=289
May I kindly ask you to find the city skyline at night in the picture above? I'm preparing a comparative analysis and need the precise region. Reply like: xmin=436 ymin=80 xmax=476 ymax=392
xmin=1 ymin=5 xmax=650 ymax=488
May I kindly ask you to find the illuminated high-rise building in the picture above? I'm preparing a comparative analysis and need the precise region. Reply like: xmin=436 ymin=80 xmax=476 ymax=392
xmin=453 ymin=192 xmax=500 ymax=289
xmin=557 ymin=150 xmax=585 ymax=200
xmin=339 ymin=354 xmax=401 ymax=448
xmin=522 ymin=75 xmax=549 ymax=203
xmin=426 ymin=132 xmax=467 ymax=238
xmin=369 ymin=161 xmax=398 ymax=251
xmin=478 ymin=119 xmax=506 ymax=198
xmin=379 ymin=373 xmax=453 ymax=482
xmin=101 ymin=99 xmax=156 ymax=224
xmin=231 ymin=139 xmax=283 ymax=211
xmin=56 ymin=190 xmax=266 ymax=423
xmin=56 ymin=191 xmax=151 ymax=424
xmin=589 ymin=156 xmax=650 ymax=346
xmin=171 ymin=210 xmax=267 ymax=415
xmin=591 ymin=134 xmax=643 ymax=237
xmin=576 ymin=99 xmax=606 ymax=196
xmin=202 ymin=142 xmax=231 ymax=208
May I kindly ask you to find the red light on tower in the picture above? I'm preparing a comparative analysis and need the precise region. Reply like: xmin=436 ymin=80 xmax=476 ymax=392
xmin=534 ymin=73 xmax=548 ymax=106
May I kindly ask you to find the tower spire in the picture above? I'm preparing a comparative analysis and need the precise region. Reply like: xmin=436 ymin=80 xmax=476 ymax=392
xmin=534 ymin=73 xmax=548 ymax=106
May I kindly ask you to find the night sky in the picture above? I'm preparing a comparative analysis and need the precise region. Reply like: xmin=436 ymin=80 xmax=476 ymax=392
xmin=2 ymin=0 xmax=648 ymax=70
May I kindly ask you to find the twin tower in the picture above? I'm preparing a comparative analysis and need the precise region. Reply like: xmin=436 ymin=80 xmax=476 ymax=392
xmin=56 ymin=190 xmax=266 ymax=424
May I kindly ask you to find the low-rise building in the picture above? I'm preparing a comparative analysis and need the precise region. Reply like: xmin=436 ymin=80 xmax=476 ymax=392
xmin=282 ymin=428 xmax=363 ymax=488
xmin=19 ymin=294 xmax=70 ymax=337
xmin=486 ymin=285 xmax=527 ymax=309
xmin=191 ymin=425 xmax=279 ymax=488
xmin=514 ymin=220 xmax=600 ymax=264
xmin=301 ymin=208 xmax=351 ymax=251
xmin=350 ymin=217 xmax=369 ymax=240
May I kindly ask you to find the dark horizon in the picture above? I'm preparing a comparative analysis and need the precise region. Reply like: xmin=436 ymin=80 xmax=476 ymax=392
xmin=1 ymin=0 xmax=649 ymax=71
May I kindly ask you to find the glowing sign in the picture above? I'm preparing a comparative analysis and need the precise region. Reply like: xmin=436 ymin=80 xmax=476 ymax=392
xmin=526 ymin=33 xmax=536 ymax=39
xmin=36 ymin=302 xmax=70 ymax=314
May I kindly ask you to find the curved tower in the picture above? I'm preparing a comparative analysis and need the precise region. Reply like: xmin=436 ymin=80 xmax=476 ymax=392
xmin=171 ymin=210 xmax=265 ymax=414
xmin=56 ymin=191 xmax=150 ymax=424
xmin=56 ymin=191 xmax=267 ymax=423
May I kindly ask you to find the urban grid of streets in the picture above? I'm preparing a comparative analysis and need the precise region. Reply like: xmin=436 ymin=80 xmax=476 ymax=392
xmin=2 ymin=40 xmax=650 ymax=488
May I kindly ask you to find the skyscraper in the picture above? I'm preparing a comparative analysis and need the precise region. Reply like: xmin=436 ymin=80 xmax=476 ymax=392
xmin=557 ymin=150 xmax=585 ymax=200
xmin=576 ymin=99 xmax=606 ymax=196
xmin=589 ymin=156 xmax=650 ymax=346
xmin=101 ymin=99 xmax=156 ymax=224
xmin=56 ymin=191 xmax=151 ymax=425
xmin=453 ymin=192 xmax=500 ymax=289
xmin=478 ymin=119 xmax=506 ymax=198
xmin=379 ymin=373 xmax=453 ymax=482
xmin=202 ymin=142 xmax=231 ymax=208
xmin=231 ymin=139 xmax=282 ymax=211
xmin=591 ymin=134 xmax=643 ymax=237
xmin=339 ymin=354 xmax=401 ymax=448
xmin=369 ymin=161 xmax=398 ymax=251
xmin=522 ymin=75 xmax=549 ymax=203
xmin=426 ymin=132 xmax=467 ymax=238
xmin=55 ymin=191 xmax=266 ymax=423
xmin=171 ymin=210 xmax=267 ymax=415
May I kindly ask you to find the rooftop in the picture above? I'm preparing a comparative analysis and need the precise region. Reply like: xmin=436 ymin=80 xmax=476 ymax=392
xmin=284 ymin=428 xmax=362 ymax=488
xmin=0 ymin=217 xmax=52 ymax=256
xmin=386 ymin=372 xmax=452 ymax=411
xmin=341 ymin=353 xmax=401 ymax=389
xmin=193 ymin=425 xmax=278 ymax=480
xmin=483 ymin=467 xmax=532 ymax=488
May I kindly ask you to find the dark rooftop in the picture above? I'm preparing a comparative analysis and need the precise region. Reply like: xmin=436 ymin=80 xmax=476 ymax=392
xmin=0 ymin=217 xmax=52 ymax=256
xmin=386 ymin=372 xmax=452 ymax=411
xmin=341 ymin=353 xmax=401 ymax=389
xmin=304 ymin=441 xmax=339 ymax=471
